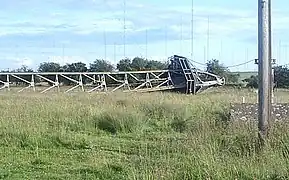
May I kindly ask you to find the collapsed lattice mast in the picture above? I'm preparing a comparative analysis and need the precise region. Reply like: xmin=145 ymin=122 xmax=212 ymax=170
xmin=168 ymin=55 xmax=225 ymax=94
xmin=0 ymin=55 xmax=224 ymax=94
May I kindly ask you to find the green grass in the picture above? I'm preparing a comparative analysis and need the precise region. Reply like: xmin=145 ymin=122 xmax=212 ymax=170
xmin=0 ymin=88 xmax=289 ymax=179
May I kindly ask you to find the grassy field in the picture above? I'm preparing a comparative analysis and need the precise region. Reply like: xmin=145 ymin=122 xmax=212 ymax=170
xmin=0 ymin=87 xmax=289 ymax=179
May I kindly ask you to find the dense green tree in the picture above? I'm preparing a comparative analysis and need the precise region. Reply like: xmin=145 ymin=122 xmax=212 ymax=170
xmin=130 ymin=57 xmax=148 ymax=71
xmin=243 ymin=75 xmax=258 ymax=88
xmin=206 ymin=59 xmax=229 ymax=77
xmin=62 ymin=62 xmax=87 ymax=72
xmin=117 ymin=58 xmax=133 ymax=71
xmin=274 ymin=65 xmax=289 ymax=88
xmin=116 ymin=57 xmax=168 ymax=71
xmin=15 ymin=65 xmax=33 ymax=72
xmin=206 ymin=59 xmax=239 ymax=84
xmin=227 ymin=73 xmax=240 ymax=84
xmin=115 ymin=57 xmax=168 ymax=84
xmin=145 ymin=60 xmax=168 ymax=70
xmin=38 ymin=62 xmax=61 ymax=72
xmin=89 ymin=59 xmax=114 ymax=72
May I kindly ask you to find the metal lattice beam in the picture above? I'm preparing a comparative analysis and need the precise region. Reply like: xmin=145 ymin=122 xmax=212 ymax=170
xmin=0 ymin=55 xmax=225 ymax=94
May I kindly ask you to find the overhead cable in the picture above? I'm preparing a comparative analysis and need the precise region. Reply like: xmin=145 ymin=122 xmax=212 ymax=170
xmin=188 ymin=58 xmax=255 ymax=68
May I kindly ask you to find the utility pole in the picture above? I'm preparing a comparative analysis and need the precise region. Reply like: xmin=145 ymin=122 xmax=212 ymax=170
xmin=257 ymin=0 xmax=271 ymax=143
xmin=104 ymin=30 xmax=107 ymax=61
xmin=180 ymin=16 xmax=183 ymax=54
xmin=165 ymin=25 xmax=167 ymax=57
xmin=207 ymin=16 xmax=210 ymax=61
xmin=145 ymin=29 xmax=148 ymax=60
xmin=62 ymin=43 xmax=65 ymax=65
xmin=268 ymin=0 xmax=272 ymax=105
xmin=268 ymin=0 xmax=276 ymax=104
xmin=123 ymin=0 xmax=126 ymax=58
xmin=114 ymin=42 xmax=116 ymax=62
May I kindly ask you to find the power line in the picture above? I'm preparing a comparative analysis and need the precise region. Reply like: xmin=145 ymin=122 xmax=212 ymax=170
xmin=189 ymin=59 xmax=255 ymax=68
xmin=190 ymin=59 xmax=289 ymax=70
xmin=191 ymin=59 xmax=207 ymax=66
xmin=226 ymin=59 xmax=255 ymax=68
xmin=189 ymin=57 xmax=289 ymax=70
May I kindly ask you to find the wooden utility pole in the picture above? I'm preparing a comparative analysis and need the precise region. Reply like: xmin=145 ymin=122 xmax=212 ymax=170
xmin=268 ymin=0 xmax=273 ymax=105
xmin=258 ymin=0 xmax=272 ymax=142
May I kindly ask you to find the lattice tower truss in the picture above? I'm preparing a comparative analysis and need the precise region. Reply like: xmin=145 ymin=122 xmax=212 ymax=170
xmin=0 ymin=55 xmax=225 ymax=94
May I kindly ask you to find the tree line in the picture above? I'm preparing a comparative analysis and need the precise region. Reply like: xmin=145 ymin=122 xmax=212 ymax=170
xmin=37 ymin=57 xmax=168 ymax=73
xmin=242 ymin=65 xmax=289 ymax=89
xmin=1 ymin=57 xmax=168 ymax=73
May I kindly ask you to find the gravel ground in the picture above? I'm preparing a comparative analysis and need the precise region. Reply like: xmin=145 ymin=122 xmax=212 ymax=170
xmin=230 ymin=103 xmax=289 ymax=122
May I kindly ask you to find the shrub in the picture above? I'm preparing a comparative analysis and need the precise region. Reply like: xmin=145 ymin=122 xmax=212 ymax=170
xmin=94 ymin=110 xmax=147 ymax=134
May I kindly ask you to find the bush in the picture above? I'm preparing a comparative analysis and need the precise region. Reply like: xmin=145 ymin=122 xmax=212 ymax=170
xmin=94 ymin=110 xmax=148 ymax=134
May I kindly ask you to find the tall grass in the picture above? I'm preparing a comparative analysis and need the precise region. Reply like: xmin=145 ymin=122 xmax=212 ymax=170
xmin=0 ymin=88 xmax=288 ymax=179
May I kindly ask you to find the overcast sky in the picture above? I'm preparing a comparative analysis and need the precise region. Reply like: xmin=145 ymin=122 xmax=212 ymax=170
xmin=0 ymin=0 xmax=288 ymax=72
